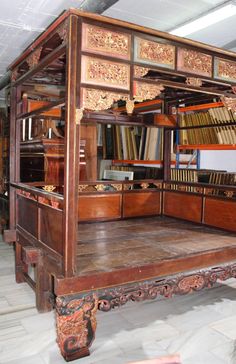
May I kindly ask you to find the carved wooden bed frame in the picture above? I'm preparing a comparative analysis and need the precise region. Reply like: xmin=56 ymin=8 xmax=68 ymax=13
xmin=3 ymin=9 xmax=236 ymax=361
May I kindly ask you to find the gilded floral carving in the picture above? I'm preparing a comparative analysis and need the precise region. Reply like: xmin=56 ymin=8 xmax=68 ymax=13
xmin=221 ymin=96 xmax=236 ymax=114
xmin=224 ymin=190 xmax=234 ymax=198
xmin=217 ymin=58 xmax=236 ymax=81
xmin=140 ymin=183 xmax=149 ymax=189
xmin=178 ymin=48 xmax=212 ymax=77
xmin=26 ymin=47 xmax=43 ymax=69
xmin=133 ymin=81 xmax=164 ymax=102
xmin=110 ymin=184 xmax=122 ymax=191
xmin=186 ymin=77 xmax=202 ymax=87
xmin=136 ymin=38 xmax=175 ymax=67
xmin=57 ymin=20 xmax=68 ymax=44
xmin=82 ymin=24 xmax=130 ymax=59
xmin=82 ymin=57 xmax=130 ymax=89
xmin=82 ymin=88 xmax=129 ymax=111
xmin=134 ymin=66 xmax=150 ymax=78
xmin=126 ymin=99 xmax=135 ymax=114
xmin=42 ymin=185 xmax=56 ymax=192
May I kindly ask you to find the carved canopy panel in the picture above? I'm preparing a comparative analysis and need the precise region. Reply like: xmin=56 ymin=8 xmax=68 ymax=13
xmin=177 ymin=47 xmax=212 ymax=77
xmin=214 ymin=58 xmax=236 ymax=82
xmin=134 ymin=37 xmax=175 ymax=69
xmin=81 ymin=87 xmax=129 ymax=111
xmin=81 ymin=56 xmax=130 ymax=90
xmin=82 ymin=23 xmax=131 ymax=60
xmin=133 ymin=81 xmax=164 ymax=102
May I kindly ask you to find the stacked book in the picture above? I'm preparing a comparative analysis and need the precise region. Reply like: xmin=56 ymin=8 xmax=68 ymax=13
xmin=100 ymin=124 xmax=163 ymax=161
xmin=179 ymin=106 xmax=236 ymax=145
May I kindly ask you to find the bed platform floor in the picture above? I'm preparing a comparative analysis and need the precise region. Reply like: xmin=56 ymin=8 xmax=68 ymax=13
xmin=77 ymin=217 xmax=236 ymax=276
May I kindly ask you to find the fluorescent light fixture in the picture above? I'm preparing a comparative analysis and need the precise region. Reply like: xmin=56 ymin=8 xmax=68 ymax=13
xmin=170 ymin=3 xmax=236 ymax=37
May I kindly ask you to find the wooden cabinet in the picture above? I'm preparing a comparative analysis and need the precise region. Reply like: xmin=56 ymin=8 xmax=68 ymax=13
xmin=20 ymin=139 xmax=64 ymax=184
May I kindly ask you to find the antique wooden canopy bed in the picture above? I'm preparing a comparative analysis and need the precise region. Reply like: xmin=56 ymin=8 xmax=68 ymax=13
xmin=3 ymin=9 xmax=236 ymax=361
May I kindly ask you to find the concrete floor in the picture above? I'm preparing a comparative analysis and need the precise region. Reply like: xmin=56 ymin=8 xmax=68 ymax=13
xmin=1 ymin=237 xmax=236 ymax=364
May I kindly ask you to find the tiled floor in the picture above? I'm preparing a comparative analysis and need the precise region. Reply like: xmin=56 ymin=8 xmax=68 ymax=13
xmin=1 ymin=237 xmax=236 ymax=364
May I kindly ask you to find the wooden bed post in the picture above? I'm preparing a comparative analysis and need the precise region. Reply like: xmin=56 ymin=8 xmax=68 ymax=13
xmin=56 ymin=14 xmax=98 ymax=361
xmin=62 ymin=14 xmax=79 ymax=277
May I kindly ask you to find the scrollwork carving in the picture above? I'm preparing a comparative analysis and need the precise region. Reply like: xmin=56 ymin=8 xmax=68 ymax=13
xmin=42 ymin=185 xmax=56 ymax=192
xmin=134 ymin=66 xmax=150 ymax=78
xmin=110 ymin=184 xmax=122 ymax=191
xmin=98 ymin=264 xmax=236 ymax=312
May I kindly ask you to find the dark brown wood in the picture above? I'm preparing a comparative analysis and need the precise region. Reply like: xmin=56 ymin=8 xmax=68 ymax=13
xmin=123 ymin=191 xmax=161 ymax=217
xmin=6 ymin=9 xmax=236 ymax=363
xmin=78 ymin=194 xmax=122 ymax=221
xmin=63 ymin=15 xmax=79 ymax=276
xmin=163 ymin=191 xmax=202 ymax=223
xmin=163 ymin=129 xmax=172 ymax=181
xmin=22 ymin=246 xmax=40 ymax=264
xmin=204 ymin=198 xmax=236 ymax=232
xmin=3 ymin=229 xmax=16 ymax=243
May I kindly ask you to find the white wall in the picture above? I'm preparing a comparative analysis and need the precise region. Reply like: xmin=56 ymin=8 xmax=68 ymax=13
xmin=200 ymin=150 xmax=236 ymax=172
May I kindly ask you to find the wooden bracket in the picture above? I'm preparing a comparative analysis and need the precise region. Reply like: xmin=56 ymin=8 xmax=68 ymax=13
xmin=3 ymin=229 xmax=16 ymax=243
xmin=22 ymin=246 xmax=41 ymax=265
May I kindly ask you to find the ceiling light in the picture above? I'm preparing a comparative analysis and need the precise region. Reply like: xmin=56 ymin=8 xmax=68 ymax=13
xmin=170 ymin=3 xmax=236 ymax=37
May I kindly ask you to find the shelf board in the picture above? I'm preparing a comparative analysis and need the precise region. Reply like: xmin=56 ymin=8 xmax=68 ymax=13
xmin=178 ymin=144 xmax=236 ymax=150
xmin=112 ymin=160 xmax=195 ymax=165
xmin=178 ymin=101 xmax=223 ymax=113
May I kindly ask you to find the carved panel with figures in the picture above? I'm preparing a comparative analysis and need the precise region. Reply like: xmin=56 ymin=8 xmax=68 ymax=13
xmin=177 ymin=48 xmax=212 ymax=77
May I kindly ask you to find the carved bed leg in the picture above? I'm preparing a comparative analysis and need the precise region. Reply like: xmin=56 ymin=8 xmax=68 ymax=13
xmin=56 ymin=294 xmax=98 ymax=362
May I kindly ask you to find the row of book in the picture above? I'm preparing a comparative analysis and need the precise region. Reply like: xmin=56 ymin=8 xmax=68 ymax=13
xmin=171 ymin=168 xmax=235 ymax=186
xmin=179 ymin=106 xmax=236 ymax=145
xmin=100 ymin=124 xmax=164 ymax=160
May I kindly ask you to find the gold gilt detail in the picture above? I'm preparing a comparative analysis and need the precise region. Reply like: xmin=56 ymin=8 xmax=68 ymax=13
xmin=221 ymin=96 xmax=236 ymax=115
xmin=134 ymin=66 xmax=150 ymax=78
xmin=86 ymin=25 xmax=129 ymax=57
xmin=85 ymin=58 xmax=129 ymax=88
xmin=138 ymin=38 xmax=175 ymax=66
xmin=42 ymin=185 xmax=56 ymax=192
xmin=126 ymin=99 xmax=135 ymax=115
xmin=181 ymin=48 xmax=212 ymax=76
xmin=75 ymin=108 xmax=84 ymax=125
xmin=78 ymin=185 xmax=88 ymax=192
xmin=224 ymin=191 xmax=234 ymax=198
xmin=154 ymin=182 xmax=162 ymax=189
xmin=82 ymin=88 xmax=129 ymax=111
xmin=186 ymin=77 xmax=202 ymax=87
xmin=218 ymin=59 xmax=236 ymax=81
xmin=26 ymin=47 xmax=43 ymax=69
xmin=141 ymin=183 xmax=149 ymax=189
xmin=110 ymin=184 xmax=122 ymax=191
xmin=95 ymin=184 xmax=105 ymax=192
xmin=133 ymin=82 xmax=164 ymax=102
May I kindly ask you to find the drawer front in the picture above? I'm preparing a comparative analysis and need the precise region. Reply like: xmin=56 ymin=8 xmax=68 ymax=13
xmin=21 ymin=169 xmax=45 ymax=182
xmin=20 ymin=156 xmax=44 ymax=170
